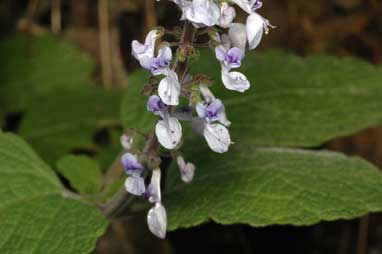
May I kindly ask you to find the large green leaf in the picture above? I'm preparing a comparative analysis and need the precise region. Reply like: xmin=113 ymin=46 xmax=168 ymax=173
xmin=122 ymin=51 xmax=382 ymax=147
xmin=0 ymin=133 xmax=107 ymax=253
xmin=0 ymin=35 xmax=93 ymax=112
xmin=57 ymin=155 xmax=102 ymax=195
xmin=165 ymin=144 xmax=382 ymax=230
xmin=19 ymin=86 xmax=123 ymax=165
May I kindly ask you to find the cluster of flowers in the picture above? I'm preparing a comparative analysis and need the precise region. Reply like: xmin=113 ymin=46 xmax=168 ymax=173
xmin=121 ymin=0 xmax=273 ymax=238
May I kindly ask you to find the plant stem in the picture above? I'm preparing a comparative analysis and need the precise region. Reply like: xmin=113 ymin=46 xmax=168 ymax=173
xmin=102 ymin=21 xmax=196 ymax=219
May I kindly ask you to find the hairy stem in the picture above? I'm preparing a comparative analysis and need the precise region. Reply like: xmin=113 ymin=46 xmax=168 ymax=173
xmin=102 ymin=22 xmax=196 ymax=219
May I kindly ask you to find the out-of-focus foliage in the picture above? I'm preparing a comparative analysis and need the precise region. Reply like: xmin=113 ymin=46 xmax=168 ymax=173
xmin=0 ymin=35 xmax=93 ymax=112
xmin=19 ymin=86 xmax=122 ymax=165
xmin=57 ymin=155 xmax=102 ymax=195
xmin=0 ymin=133 xmax=107 ymax=253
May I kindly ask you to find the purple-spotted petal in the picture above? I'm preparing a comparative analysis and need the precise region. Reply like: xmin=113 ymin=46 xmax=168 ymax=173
xmin=204 ymin=123 xmax=231 ymax=153
xmin=155 ymin=117 xmax=182 ymax=149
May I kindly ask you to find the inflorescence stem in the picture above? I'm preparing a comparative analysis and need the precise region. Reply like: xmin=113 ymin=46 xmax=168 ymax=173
xmin=102 ymin=21 xmax=196 ymax=219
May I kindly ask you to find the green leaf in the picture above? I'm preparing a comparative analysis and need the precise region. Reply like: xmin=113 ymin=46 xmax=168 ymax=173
xmin=165 ymin=144 xmax=382 ymax=230
xmin=0 ymin=133 xmax=107 ymax=253
xmin=0 ymin=35 xmax=93 ymax=112
xmin=121 ymin=70 xmax=154 ymax=132
xmin=57 ymin=155 xmax=102 ymax=195
xmin=19 ymin=86 xmax=123 ymax=165
xmin=122 ymin=51 xmax=382 ymax=147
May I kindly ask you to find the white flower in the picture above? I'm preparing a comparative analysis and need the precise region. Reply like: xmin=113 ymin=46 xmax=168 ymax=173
xmin=139 ymin=45 xmax=172 ymax=76
xmin=147 ymin=202 xmax=167 ymax=239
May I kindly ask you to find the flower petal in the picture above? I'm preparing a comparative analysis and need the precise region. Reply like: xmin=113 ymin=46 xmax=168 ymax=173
xmin=147 ymin=203 xmax=167 ymax=239
xmin=155 ymin=117 xmax=182 ymax=149
xmin=221 ymin=70 xmax=250 ymax=92
xmin=131 ymin=29 xmax=158 ymax=61
xmin=120 ymin=134 xmax=133 ymax=150
xmin=203 ymin=123 xmax=231 ymax=153
xmin=124 ymin=175 xmax=146 ymax=196
xmin=177 ymin=156 xmax=195 ymax=183
xmin=228 ymin=23 xmax=247 ymax=50
xmin=147 ymin=95 xmax=167 ymax=116
xmin=218 ymin=2 xmax=236 ymax=28
xmin=246 ymin=12 xmax=264 ymax=50
xmin=158 ymin=71 xmax=180 ymax=106
xmin=121 ymin=153 xmax=144 ymax=175
xmin=148 ymin=169 xmax=161 ymax=203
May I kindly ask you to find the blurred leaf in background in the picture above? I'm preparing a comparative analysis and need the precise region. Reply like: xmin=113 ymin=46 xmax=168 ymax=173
xmin=0 ymin=35 xmax=93 ymax=112
xmin=57 ymin=154 xmax=102 ymax=195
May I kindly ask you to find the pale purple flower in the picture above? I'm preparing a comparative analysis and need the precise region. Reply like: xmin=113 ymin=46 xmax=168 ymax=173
xmin=232 ymin=0 xmax=263 ymax=14
xmin=196 ymin=98 xmax=226 ymax=123
xmin=217 ymin=2 xmax=236 ymax=28
xmin=140 ymin=46 xmax=172 ymax=76
xmin=215 ymin=46 xmax=244 ymax=69
xmin=182 ymin=0 xmax=221 ymax=27
xmin=177 ymin=156 xmax=195 ymax=183
xmin=196 ymin=96 xmax=232 ymax=153
xmin=120 ymin=134 xmax=133 ymax=150
xmin=132 ymin=29 xmax=160 ymax=64
xmin=121 ymin=153 xmax=144 ymax=175
xmin=147 ymin=95 xmax=182 ymax=149
xmin=147 ymin=95 xmax=167 ymax=117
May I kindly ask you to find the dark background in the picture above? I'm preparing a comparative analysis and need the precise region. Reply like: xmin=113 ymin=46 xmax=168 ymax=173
xmin=1 ymin=0 xmax=381 ymax=253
